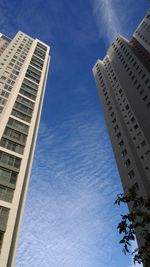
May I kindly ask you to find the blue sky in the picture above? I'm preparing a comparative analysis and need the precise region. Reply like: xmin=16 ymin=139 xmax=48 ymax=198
xmin=0 ymin=0 xmax=149 ymax=266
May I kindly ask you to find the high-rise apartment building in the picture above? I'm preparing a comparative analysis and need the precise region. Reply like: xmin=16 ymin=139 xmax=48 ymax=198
xmin=0 ymin=31 xmax=50 ymax=267
xmin=93 ymin=9 xmax=150 ymax=246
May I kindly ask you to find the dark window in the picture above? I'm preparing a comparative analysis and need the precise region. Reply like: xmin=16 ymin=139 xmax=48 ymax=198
xmin=141 ymin=140 xmax=146 ymax=147
xmin=119 ymin=140 xmax=124 ymax=147
xmin=124 ymin=159 xmax=131 ymax=167
xmin=143 ymin=95 xmax=148 ymax=101
xmin=147 ymin=102 xmax=150 ymax=108
xmin=140 ymin=89 xmax=144 ymax=95
xmin=128 ymin=170 xmax=135 ymax=179
xmin=0 ymin=231 xmax=4 ymax=251
xmin=145 ymin=79 xmax=149 ymax=84
xmin=0 ymin=151 xmax=21 ymax=169
xmin=133 ymin=182 xmax=139 ymax=191
xmin=136 ymin=84 xmax=141 ymax=90
xmin=121 ymin=149 xmax=127 ymax=157
xmin=114 ymin=125 xmax=119 ymax=132
xmin=116 ymin=132 xmax=121 ymax=138
xmin=131 ymin=117 xmax=135 ymax=123
xmin=134 ymin=124 xmax=138 ymax=130
xmin=110 ymin=112 xmax=114 ymax=117
xmin=125 ymin=104 xmax=129 ymax=110
xmin=112 ymin=118 xmax=116 ymax=123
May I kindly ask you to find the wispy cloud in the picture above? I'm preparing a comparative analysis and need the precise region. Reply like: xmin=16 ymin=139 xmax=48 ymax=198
xmin=92 ymin=0 xmax=148 ymax=45
xmin=93 ymin=0 xmax=122 ymax=43
xmin=0 ymin=1 xmax=146 ymax=266
xmin=16 ymin=106 xmax=125 ymax=267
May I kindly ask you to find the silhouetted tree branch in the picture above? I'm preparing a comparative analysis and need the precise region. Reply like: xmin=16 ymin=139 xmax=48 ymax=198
xmin=115 ymin=186 xmax=150 ymax=266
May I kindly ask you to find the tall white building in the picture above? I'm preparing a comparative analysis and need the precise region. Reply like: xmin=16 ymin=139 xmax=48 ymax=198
xmin=0 ymin=31 xmax=50 ymax=267
xmin=93 ymin=9 xmax=150 ymax=248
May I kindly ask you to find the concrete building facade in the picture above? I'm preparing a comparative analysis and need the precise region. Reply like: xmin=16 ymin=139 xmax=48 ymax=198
xmin=93 ymin=9 xmax=150 ymax=246
xmin=0 ymin=31 xmax=50 ymax=267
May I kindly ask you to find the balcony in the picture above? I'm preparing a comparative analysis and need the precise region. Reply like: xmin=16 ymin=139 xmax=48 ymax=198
xmin=0 ymin=186 xmax=14 ymax=203
xmin=11 ymin=109 xmax=31 ymax=123
xmin=0 ymin=138 xmax=24 ymax=155
xmin=7 ymin=118 xmax=29 ymax=135
xmin=3 ymin=127 xmax=27 ymax=146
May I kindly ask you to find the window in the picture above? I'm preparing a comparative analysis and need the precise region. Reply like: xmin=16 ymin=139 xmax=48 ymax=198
xmin=116 ymin=132 xmax=121 ymax=138
xmin=129 ymin=71 xmax=132 ymax=76
xmin=145 ymin=150 xmax=150 ymax=159
xmin=0 ymin=206 xmax=10 ymax=229
xmin=132 ymin=182 xmax=139 ymax=191
xmin=4 ymin=127 xmax=27 ymax=144
xmin=7 ymin=79 xmax=15 ymax=85
xmin=112 ymin=118 xmax=116 ymax=124
xmin=137 ymin=131 xmax=141 ymax=137
xmin=0 ymin=167 xmax=11 ymax=181
xmin=4 ymin=84 xmax=12 ymax=92
xmin=16 ymin=95 xmax=34 ymax=109
xmin=128 ymin=170 xmax=135 ymax=179
xmin=143 ymin=95 xmax=148 ymax=101
xmin=14 ymin=102 xmax=33 ymax=116
xmin=37 ymin=42 xmax=47 ymax=52
xmin=9 ymin=74 xmax=16 ymax=80
xmin=0 ymin=138 xmax=24 ymax=154
xmin=19 ymin=88 xmax=36 ymax=100
xmin=30 ymin=56 xmax=43 ymax=70
xmin=134 ymin=124 xmax=138 ymax=130
xmin=141 ymin=140 xmax=146 ymax=147
xmin=131 ymin=116 xmax=135 ymax=123
xmin=0 ymin=231 xmax=4 ymax=251
xmin=7 ymin=118 xmax=29 ymax=133
xmin=0 ymin=151 xmax=21 ymax=169
xmin=139 ymin=89 xmax=144 ymax=95
xmin=136 ymin=84 xmax=141 ymax=90
xmin=145 ymin=78 xmax=149 ymax=84
xmin=146 ymin=102 xmax=150 ymax=108
xmin=121 ymin=149 xmax=127 ymax=157
xmin=25 ymin=70 xmax=40 ymax=84
xmin=125 ymin=104 xmax=129 ymax=110
xmin=114 ymin=125 xmax=119 ymax=132
xmin=11 ymin=109 xmax=31 ymax=123
xmin=34 ymin=47 xmax=46 ymax=59
xmin=0 ymin=186 xmax=14 ymax=203
xmin=124 ymin=158 xmax=131 ymax=167
xmin=22 ymin=78 xmax=38 ymax=90
xmin=119 ymin=140 xmax=124 ymax=147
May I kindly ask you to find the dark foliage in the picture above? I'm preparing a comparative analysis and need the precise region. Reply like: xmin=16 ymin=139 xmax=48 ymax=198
xmin=115 ymin=187 xmax=150 ymax=266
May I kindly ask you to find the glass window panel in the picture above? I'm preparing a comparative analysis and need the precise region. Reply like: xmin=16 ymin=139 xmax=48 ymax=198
xmin=7 ymin=118 xmax=29 ymax=133
xmin=19 ymin=88 xmax=36 ymax=100
xmin=0 ymin=206 xmax=10 ymax=228
xmin=0 ymin=138 xmax=24 ymax=154
xmin=0 ymin=151 xmax=21 ymax=169
xmin=11 ymin=109 xmax=31 ymax=123
xmin=0 ymin=186 xmax=13 ymax=202
xmin=4 ymin=127 xmax=27 ymax=144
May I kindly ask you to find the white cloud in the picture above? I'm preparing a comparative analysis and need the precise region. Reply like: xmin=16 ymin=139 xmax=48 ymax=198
xmin=92 ymin=0 xmax=145 ymax=45
xmin=16 ymin=110 xmax=124 ymax=267
xmin=92 ymin=0 xmax=122 ymax=43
